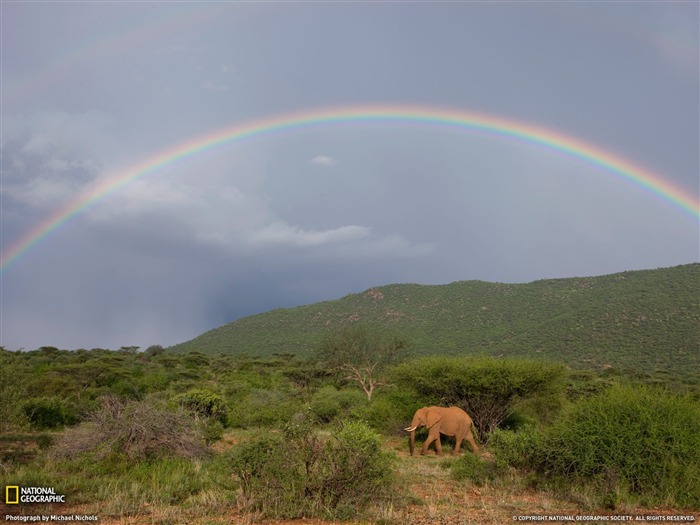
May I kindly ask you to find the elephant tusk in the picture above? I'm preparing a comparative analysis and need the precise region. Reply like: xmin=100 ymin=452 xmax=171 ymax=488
xmin=405 ymin=426 xmax=418 ymax=432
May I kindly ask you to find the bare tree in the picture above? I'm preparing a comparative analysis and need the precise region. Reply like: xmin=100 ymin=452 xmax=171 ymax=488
xmin=315 ymin=324 xmax=411 ymax=401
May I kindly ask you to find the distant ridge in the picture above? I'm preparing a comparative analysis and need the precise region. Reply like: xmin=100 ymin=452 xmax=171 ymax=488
xmin=168 ymin=264 xmax=699 ymax=377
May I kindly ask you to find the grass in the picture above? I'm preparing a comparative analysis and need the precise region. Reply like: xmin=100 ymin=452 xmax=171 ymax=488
xmin=390 ymin=441 xmax=580 ymax=524
xmin=2 ymin=448 xmax=217 ymax=524
xmin=3 ymin=430 xmax=698 ymax=524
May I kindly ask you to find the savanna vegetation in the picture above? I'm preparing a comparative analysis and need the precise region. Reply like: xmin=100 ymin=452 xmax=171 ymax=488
xmin=170 ymin=264 xmax=700 ymax=390
xmin=2 ymin=331 xmax=698 ymax=522
xmin=1 ymin=265 xmax=698 ymax=522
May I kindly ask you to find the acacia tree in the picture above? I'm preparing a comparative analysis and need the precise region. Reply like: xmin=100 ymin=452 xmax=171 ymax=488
xmin=392 ymin=356 xmax=567 ymax=441
xmin=315 ymin=323 xmax=411 ymax=401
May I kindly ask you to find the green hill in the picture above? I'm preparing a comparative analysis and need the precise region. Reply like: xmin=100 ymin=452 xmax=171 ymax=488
xmin=169 ymin=264 xmax=699 ymax=381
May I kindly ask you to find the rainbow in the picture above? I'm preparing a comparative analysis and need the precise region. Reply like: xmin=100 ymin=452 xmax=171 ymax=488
xmin=2 ymin=104 xmax=698 ymax=272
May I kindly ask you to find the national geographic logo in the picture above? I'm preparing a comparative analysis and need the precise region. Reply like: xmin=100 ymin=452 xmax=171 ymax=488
xmin=4 ymin=486 xmax=66 ymax=504
xmin=6 ymin=486 xmax=19 ymax=504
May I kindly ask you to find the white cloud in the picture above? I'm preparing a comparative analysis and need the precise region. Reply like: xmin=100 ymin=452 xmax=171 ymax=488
xmin=653 ymin=35 xmax=698 ymax=74
xmin=201 ymin=80 xmax=229 ymax=91
xmin=251 ymin=222 xmax=370 ymax=247
xmin=5 ymin=110 xmax=116 ymax=159
xmin=647 ymin=10 xmax=699 ymax=74
xmin=310 ymin=155 xmax=336 ymax=166
xmin=86 ymin=176 xmax=376 ymax=253
xmin=4 ymin=175 xmax=80 ymax=208
xmin=1 ymin=126 xmax=103 ymax=209
xmin=83 ymin=173 xmax=434 ymax=258
xmin=43 ymin=157 xmax=100 ymax=174
xmin=328 ymin=234 xmax=437 ymax=259
xmin=21 ymin=132 xmax=54 ymax=155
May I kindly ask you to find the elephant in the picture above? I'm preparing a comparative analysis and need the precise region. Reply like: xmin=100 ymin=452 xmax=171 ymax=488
xmin=405 ymin=406 xmax=479 ymax=456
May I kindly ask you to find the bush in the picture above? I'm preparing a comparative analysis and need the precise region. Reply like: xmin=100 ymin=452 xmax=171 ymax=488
xmin=201 ymin=419 xmax=225 ymax=444
xmin=451 ymin=451 xmax=497 ymax=485
xmin=489 ymin=427 xmax=543 ymax=471
xmin=229 ymin=419 xmax=396 ymax=519
xmin=521 ymin=384 xmax=700 ymax=508
xmin=111 ymin=380 xmax=143 ymax=400
xmin=352 ymin=387 xmax=424 ymax=435
xmin=51 ymin=396 xmax=208 ymax=462
xmin=391 ymin=356 xmax=567 ymax=441
xmin=308 ymin=387 xmax=366 ymax=423
xmin=325 ymin=420 xmax=396 ymax=516
xmin=144 ymin=345 xmax=165 ymax=357
xmin=229 ymin=388 xmax=302 ymax=428
xmin=175 ymin=389 xmax=228 ymax=424
xmin=23 ymin=398 xmax=79 ymax=429
xmin=0 ymin=354 xmax=27 ymax=431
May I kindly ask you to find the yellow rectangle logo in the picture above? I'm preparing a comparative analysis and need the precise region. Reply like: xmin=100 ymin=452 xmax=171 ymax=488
xmin=6 ymin=485 xmax=19 ymax=504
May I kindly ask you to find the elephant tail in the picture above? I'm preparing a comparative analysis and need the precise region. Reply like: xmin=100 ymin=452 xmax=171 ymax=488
xmin=468 ymin=420 xmax=480 ymax=453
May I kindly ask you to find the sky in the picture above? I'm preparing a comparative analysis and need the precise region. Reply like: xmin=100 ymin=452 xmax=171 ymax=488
xmin=1 ymin=2 xmax=698 ymax=352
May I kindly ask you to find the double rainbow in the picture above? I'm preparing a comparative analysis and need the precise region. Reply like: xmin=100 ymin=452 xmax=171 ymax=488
xmin=2 ymin=104 xmax=698 ymax=272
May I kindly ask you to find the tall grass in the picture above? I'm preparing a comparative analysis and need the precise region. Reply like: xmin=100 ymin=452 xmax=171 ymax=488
xmin=0 ymin=454 xmax=236 ymax=516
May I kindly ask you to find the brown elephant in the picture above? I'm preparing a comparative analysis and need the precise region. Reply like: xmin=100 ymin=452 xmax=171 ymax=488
xmin=405 ymin=406 xmax=479 ymax=456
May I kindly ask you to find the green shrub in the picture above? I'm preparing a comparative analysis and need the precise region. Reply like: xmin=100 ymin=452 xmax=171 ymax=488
xmin=138 ymin=371 xmax=173 ymax=392
xmin=451 ymin=451 xmax=497 ymax=485
xmin=351 ymin=387 xmax=424 ymax=435
xmin=23 ymin=398 xmax=79 ymax=429
xmin=201 ymin=419 xmax=225 ymax=444
xmin=36 ymin=434 xmax=54 ymax=450
xmin=229 ymin=419 xmax=396 ymax=519
xmin=326 ymin=420 xmax=396 ymax=514
xmin=529 ymin=384 xmax=700 ymax=508
xmin=183 ymin=352 xmax=209 ymax=369
xmin=144 ymin=344 xmax=165 ymax=357
xmin=111 ymin=380 xmax=143 ymax=400
xmin=229 ymin=388 xmax=302 ymax=428
xmin=488 ymin=427 xmax=543 ymax=471
xmin=175 ymin=389 xmax=228 ymax=424
xmin=499 ymin=409 xmax=535 ymax=431
xmin=0 ymin=355 xmax=27 ymax=431
xmin=308 ymin=387 xmax=366 ymax=423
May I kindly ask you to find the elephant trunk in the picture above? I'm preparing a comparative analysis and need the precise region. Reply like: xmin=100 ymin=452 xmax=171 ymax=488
xmin=406 ymin=414 xmax=422 ymax=456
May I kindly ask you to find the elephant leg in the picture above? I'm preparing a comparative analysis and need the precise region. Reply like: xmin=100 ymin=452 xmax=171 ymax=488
xmin=453 ymin=433 xmax=464 ymax=455
xmin=422 ymin=428 xmax=441 ymax=455
xmin=465 ymin=426 xmax=479 ymax=453
xmin=434 ymin=434 xmax=443 ymax=456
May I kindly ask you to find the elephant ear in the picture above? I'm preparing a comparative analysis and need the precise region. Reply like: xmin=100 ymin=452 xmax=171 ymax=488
xmin=426 ymin=409 xmax=442 ymax=428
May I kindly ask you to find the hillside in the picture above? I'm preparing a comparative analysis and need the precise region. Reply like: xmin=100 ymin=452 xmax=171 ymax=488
xmin=168 ymin=264 xmax=699 ymax=380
